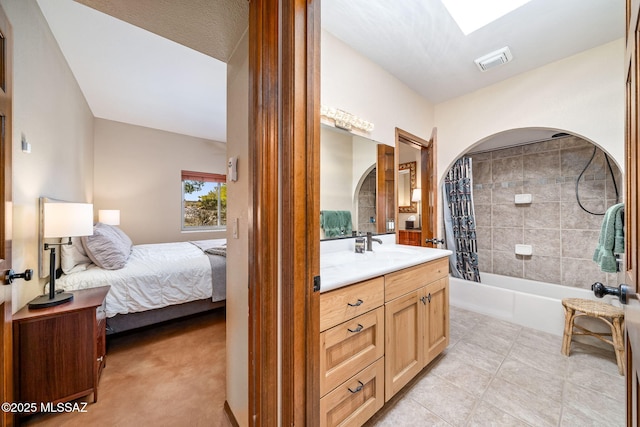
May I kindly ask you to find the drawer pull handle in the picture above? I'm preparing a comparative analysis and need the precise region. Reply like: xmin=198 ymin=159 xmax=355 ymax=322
xmin=428 ymin=293 xmax=431 ymax=303
xmin=348 ymin=381 xmax=364 ymax=394
xmin=420 ymin=296 xmax=427 ymax=305
xmin=347 ymin=299 xmax=364 ymax=307
xmin=348 ymin=324 xmax=363 ymax=333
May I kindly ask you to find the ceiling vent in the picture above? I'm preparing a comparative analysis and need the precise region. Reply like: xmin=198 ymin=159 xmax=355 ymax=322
xmin=474 ymin=46 xmax=513 ymax=72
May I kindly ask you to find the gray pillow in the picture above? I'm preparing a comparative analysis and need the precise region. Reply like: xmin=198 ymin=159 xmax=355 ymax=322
xmin=81 ymin=222 xmax=132 ymax=270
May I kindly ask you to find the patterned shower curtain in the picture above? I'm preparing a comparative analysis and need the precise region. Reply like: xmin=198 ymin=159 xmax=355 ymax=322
xmin=443 ymin=157 xmax=481 ymax=282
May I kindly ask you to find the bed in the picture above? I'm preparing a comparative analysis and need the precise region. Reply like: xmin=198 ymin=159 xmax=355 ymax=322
xmin=55 ymin=222 xmax=226 ymax=334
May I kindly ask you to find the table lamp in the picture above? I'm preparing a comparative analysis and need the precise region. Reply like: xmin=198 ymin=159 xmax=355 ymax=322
xmin=29 ymin=203 xmax=93 ymax=309
xmin=98 ymin=209 xmax=120 ymax=226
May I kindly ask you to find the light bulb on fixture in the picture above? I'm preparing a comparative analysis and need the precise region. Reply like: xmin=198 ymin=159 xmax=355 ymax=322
xmin=320 ymin=105 xmax=374 ymax=133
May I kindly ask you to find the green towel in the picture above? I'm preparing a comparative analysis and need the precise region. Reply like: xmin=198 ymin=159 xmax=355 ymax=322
xmin=320 ymin=210 xmax=353 ymax=238
xmin=593 ymin=203 xmax=624 ymax=273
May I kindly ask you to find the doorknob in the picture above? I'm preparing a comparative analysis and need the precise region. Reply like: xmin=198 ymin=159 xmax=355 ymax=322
xmin=425 ymin=238 xmax=444 ymax=245
xmin=5 ymin=269 xmax=33 ymax=285
xmin=592 ymin=282 xmax=631 ymax=304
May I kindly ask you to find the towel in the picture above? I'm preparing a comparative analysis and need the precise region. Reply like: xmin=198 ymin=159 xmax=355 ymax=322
xmin=593 ymin=203 xmax=624 ymax=273
xmin=320 ymin=210 xmax=353 ymax=238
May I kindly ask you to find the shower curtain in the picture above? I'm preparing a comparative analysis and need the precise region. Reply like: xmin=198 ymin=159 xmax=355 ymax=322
xmin=443 ymin=157 xmax=481 ymax=282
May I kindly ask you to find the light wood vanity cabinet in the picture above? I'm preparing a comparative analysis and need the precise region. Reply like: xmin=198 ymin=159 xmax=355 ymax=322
xmin=384 ymin=258 xmax=449 ymax=401
xmin=319 ymin=256 xmax=449 ymax=425
xmin=319 ymin=277 xmax=386 ymax=427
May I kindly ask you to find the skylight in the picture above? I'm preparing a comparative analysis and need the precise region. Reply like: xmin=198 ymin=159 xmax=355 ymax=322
xmin=441 ymin=0 xmax=533 ymax=35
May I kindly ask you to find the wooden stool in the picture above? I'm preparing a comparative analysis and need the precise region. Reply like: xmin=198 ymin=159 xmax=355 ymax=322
xmin=561 ymin=298 xmax=625 ymax=375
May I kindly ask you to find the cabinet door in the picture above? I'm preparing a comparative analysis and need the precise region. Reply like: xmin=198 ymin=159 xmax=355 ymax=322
xmin=423 ymin=278 xmax=449 ymax=366
xmin=384 ymin=291 xmax=423 ymax=401
xmin=15 ymin=309 xmax=94 ymax=404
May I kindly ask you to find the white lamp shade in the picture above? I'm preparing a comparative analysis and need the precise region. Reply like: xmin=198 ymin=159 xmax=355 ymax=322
xmin=411 ymin=188 xmax=422 ymax=202
xmin=44 ymin=203 xmax=94 ymax=238
xmin=99 ymin=209 xmax=120 ymax=225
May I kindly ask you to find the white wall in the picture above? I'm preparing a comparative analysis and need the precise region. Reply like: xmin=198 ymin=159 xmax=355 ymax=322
xmin=320 ymin=128 xmax=354 ymax=215
xmin=321 ymin=30 xmax=435 ymax=148
xmin=4 ymin=0 xmax=94 ymax=311
xmin=225 ymin=30 xmax=249 ymax=427
xmin=93 ymin=118 xmax=227 ymax=244
xmin=435 ymin=39 xmax=625 ymax=176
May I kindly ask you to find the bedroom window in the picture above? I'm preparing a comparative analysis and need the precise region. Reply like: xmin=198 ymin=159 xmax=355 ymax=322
xmin=181 ymin=170 xmax=227 ymax=230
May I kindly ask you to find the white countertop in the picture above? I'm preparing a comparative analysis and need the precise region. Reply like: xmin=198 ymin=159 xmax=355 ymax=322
xmin=320 ymin=236 xmax=452 ymax=293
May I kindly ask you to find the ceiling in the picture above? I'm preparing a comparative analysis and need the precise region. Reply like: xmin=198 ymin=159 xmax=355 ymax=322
xmin=37 ymin=0 xmax=624 ymax=145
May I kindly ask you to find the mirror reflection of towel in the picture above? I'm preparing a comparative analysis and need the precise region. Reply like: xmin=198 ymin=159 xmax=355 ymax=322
xmin=593 ymin=203 xmax=624 ymax=272
xmin=320 ymin=210 xmax=353 ymax=237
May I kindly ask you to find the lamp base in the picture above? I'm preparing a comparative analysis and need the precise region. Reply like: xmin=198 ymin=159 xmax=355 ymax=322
xmin=28 ymin=292 xmax=74 ymax=309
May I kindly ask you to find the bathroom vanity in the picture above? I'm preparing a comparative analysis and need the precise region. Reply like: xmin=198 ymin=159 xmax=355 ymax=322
xmin=319 ymin=242 xmax=451 ymax=427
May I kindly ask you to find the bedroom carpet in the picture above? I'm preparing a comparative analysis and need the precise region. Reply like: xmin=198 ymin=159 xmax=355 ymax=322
xmin=21 ymin=308 xmax=230 ymax=427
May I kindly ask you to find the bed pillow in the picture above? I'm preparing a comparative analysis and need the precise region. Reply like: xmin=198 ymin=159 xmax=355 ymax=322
xmin=60 ymin=236 xmax=93 ymax=274
xmin=81 ymin=222 xmax=133 ymax=270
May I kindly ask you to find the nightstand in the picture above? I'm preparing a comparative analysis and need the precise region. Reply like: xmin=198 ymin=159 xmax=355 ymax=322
xmin=13 ymin=286 xmax=110 ymax=410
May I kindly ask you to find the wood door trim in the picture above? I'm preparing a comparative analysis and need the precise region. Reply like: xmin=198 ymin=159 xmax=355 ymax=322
xmin=0 ymin=3 xmax=12 ymax=426
xmin=248 ymin=0 xmax=279 ymax=423
xmin=395 ymin=128 xmax=437 ymax=247
xmin=625 ymin=0 xmax=640 ymax=424
xmin=281 ymin=0 xmax=320 ymax=424
xmin=248 ymin=0 xmax=320 ymax=425
xmin=376 ymin=144 xmax=394 ymax=234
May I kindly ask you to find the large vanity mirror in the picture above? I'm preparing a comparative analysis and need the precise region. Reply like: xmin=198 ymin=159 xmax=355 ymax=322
xmin=320 ymin=124 xmax=394 ymax=239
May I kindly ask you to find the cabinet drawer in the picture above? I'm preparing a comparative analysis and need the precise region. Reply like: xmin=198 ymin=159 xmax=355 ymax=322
xmin=319 ymin=357 xmax=385 ymax=427
xmin=320 ymin=277 xmax=384 ymax=332
xmin=320 ymin=307 xmax=384 ymax=396
xmin=385 ymin=257 xmax=447 ymax=302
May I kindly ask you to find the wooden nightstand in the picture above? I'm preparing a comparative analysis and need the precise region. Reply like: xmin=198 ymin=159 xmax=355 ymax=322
xmin=13 ymin=286 xmax=110 ymax=410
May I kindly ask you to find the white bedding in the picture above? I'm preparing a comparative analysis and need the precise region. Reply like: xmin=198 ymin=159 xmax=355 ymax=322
xmin=57 ymin=240 xmax=225 ymax=317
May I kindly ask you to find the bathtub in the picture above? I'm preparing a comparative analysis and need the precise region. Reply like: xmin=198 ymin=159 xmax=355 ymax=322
xmin=449 ymin=272 xmax=618 ymax=337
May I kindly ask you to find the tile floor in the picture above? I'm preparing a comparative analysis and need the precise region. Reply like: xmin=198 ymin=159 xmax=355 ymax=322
xmin=366 ymin=306 xmax=625 ymax=427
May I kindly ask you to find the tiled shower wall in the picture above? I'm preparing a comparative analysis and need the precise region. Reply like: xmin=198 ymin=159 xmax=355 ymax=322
xmin=470 ymin=136 xmax=622 ymax=289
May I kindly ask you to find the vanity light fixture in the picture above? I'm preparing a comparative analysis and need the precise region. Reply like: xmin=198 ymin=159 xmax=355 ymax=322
xmin=320 ymin=105 xmax=374 ymax=133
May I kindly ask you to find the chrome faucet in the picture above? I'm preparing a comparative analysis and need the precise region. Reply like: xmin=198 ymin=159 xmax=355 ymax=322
xmin=366 ymin=232 xmax=382 ymax=251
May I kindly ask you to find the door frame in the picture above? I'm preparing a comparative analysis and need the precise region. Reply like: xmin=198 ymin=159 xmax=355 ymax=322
xmin=0 ymin=3 xmax=12 ymax=426
xmin=395 ymin=128 xmax=437 ymax=247
xmin=248 ymin=0 xmax=320 ymax=425
xmin=625 ymin=0 xmax=640 ymax=424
